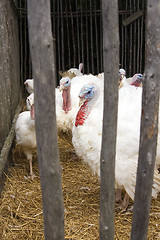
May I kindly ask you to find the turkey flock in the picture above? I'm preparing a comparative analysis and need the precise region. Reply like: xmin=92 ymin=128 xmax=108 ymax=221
xmin=15 ymin=63 xmax=160 ymax=209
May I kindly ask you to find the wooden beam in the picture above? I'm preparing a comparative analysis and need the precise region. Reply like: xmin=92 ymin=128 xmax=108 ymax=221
xmin=100 ymin=0 xmax=119 ymax=239
xmin=123 ymin=10 xmax=143 ymax=27
xmin=27 ymin=1 xmax=64 ymax=239
xmin=131 ymin=1 xmax=160 ymax=239
xmin=0 ymin=100 xmax=22 ymax=195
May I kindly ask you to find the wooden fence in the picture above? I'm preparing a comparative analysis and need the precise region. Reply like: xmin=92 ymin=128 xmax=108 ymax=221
xmin=0 ymin=0 xmax=21 ymax=152
xmin=27 ymin=0 xmax=160 ymax=239
xmin=0 ymin=0 xmax=21 ymax=193
xmin=17 ymin=0 xmax=146 ymax=83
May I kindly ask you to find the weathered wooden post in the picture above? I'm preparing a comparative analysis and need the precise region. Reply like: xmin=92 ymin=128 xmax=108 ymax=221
xmin=100 ymin=0 xmax=119 ymax=239
xmin=131 ymin=1 xmax=160 ymax=239
xmin=27 ymin=1 xmax=64 ymax=239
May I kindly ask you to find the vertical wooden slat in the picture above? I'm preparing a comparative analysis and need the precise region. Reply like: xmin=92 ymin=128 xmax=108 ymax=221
xmin=124 ymin=1 xmax=127 ymax=73
xmin=140 ymin=0 xmax=145 ymax=74
xmin=28 ymin=54 xmax=32 ymax=77
xmin=131 ymin=0 xmax=160 ymax=239
xmin=99 ymin=1 xmax=103 ymax=73
xmin=132 ymin=0 xmax=134 ymax=75
xmin=133 ymin=0 xmax=137 ymax=75
xmin=57 ymin=1 xmax=61 ymax=72
xmin=75 ymin=0 xmax=81 ymax=67
xmin=89 ymin=0 xmax=94 ymax=74
xmin=85 ymin=1 xmax=89 ymax=73
xmin=80 ymin=0 xmax=84 ymax=70
xmin=69 ymin=0 xmax=76 ymax=66
xmin=129 ymin=0 xmax=133 ymax=76
xmin=60 ymin=0 xmax=65 ymax=70
xmin=121 ymin=13 xmax=124 ymax=68
xmin=137 ymin=0 xmax=140 ymax=73
xmin=27 ymin=1 xmax=64 ymax=239
xmin=23 ymin=0 xmax=26 ymax=79
xmin=65 ymin=1 xmax=71 ymax=69
xmin=19 ymin=0 xmax=24 ymax=85
xmin=94 ymin=0 xmax=99 ymax=74
xmin=100 ymin=0 xmax=119 ymax=239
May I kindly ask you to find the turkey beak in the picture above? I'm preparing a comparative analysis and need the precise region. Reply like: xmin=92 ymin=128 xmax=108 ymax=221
xmin=79 ymin=97 xmax=85 ymax=106
xmin=120 ymin=74 xmax=125 ymax=81
xmin=59 ymin=84 xmax=64 ymax=92
xmin=24 ymin=81 xmax=28 ymax=87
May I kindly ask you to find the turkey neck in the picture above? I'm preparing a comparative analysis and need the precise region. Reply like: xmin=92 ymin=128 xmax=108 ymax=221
xmin=27 ymin=112 xmax=35 ymax=130
xmin=62 ymin=84 xmax=72 ymax=114
xmin=30 ymin=104 xmax=35 ymax=120
xmin=131 ymin=75 xmax=142 ymax=87
xmin=75 ymin=94 xmax=98 ymax=127
xmin=131 ymin=80 xmax=141 ymax=87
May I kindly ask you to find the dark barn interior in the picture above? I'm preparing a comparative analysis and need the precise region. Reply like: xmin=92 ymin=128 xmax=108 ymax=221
xmin=18 ymin=0 xmax=146 ymax=82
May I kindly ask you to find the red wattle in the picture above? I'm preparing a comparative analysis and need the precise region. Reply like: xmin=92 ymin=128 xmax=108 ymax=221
xmin=30 ymin=104 xmax=35 ymax=120
xmin=131 ymin=80 xmax=141 ymax=87
xmin=75 ymin=102 xmax=89 ymax=127
xmin=62 ymin=88 xmax=72 ymax=114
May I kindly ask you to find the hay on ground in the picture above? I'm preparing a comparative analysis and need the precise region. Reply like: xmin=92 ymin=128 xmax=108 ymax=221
xmin=0 ymin=132 xmax=159 ymax=240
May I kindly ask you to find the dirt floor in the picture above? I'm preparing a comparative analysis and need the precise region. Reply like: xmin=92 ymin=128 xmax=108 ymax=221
xmin=0 ymin=131 xmax=160 ymax=240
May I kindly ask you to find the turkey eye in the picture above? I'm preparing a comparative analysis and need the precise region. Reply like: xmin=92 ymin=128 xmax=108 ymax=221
xmin=66 ymin=81 xmax=69 ymax=84
xmin=88 ymin=90 xmax=91 ymax=94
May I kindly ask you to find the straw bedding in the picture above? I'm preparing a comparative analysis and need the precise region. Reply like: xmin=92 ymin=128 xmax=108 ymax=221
xmin=0 ymin=131 xmax=160 ymax=239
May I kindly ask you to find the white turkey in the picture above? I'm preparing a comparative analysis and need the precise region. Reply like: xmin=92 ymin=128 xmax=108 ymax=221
xmin=97 ymin=72 xmax=104 ymax=79
xmin=25 ymin=79 xmax=62 ymax=111
xmin=24 ymin=70 xmax=142 ymax=135
xmin=72 ymin=83 xmax=160 ymax=209
xmin=24 ymin=79 xmax=34 ymax=94
xmin=56 ymin=71 xmax=142 ymax=133
xmin=58 ymin=71 xmax=159 ymax=173
xmin=23 ymin=73 xmax=77 ymax=132
xmin=24 ymin=78 xmax=62 ymax=97
xmin=59 ymin=63 xmax=83 ymax=77
xmin=68 ymin=62 xmax=83 ymax=76
xmin=24 ymin=63 xmax=83 ymax=95
xmin=56 ymin=73 xmax=104 ymax=132
xmin=15 ymin=93 xmax=36 ymax=180
xmin=97 ymin=69 xmax=143 ymax=88
xmin=23 ymin=77 xmax=74 ymax=132
xmin=56 ymin=76 xmax=79 ymax=132
xmin=119 ymin=68 xmax=143 ymax=88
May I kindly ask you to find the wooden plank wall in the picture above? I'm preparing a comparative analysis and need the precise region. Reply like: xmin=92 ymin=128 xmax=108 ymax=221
xmin=0 ymin=1 xmax=21 ymax=159
xmin=0 ymin=0 xmax=21 ymax=152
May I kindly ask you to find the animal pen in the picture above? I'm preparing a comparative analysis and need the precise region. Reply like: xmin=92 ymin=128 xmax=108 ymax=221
xmin=0 ymin=0 xmax=159 ymax=239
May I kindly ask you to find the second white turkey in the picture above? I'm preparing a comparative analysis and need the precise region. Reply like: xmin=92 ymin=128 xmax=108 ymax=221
xmin=72 ymin=82 xmax=160 ymax=209
xmin=15 ymin=93 xmax=36 ymax=180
